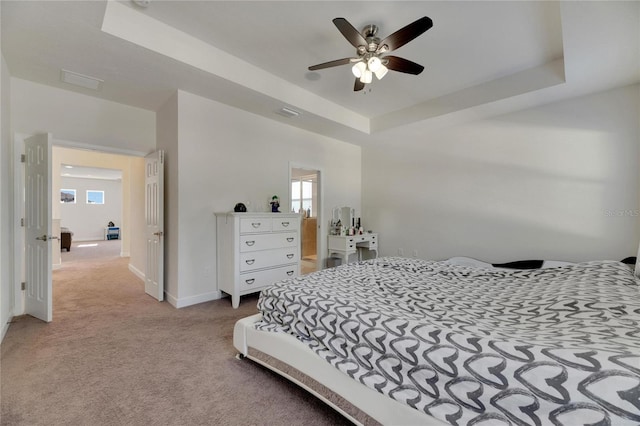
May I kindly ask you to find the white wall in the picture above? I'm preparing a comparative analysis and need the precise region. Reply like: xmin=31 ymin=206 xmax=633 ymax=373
xmin=10 ymin=78 xmax=155 ymax=155
xmin=1 ymin=45 xmax=15 ymax=339
xmin=128 ymin=155 xmax=146 ymax=279
xmin=363 ymin=84 xmax=640 ymax=263
xmin=59 ymin=177 xmax=122 ymax=241
xmin=156 ymin=92 xmax=179 ymax=302
xmin=165 ymin=90 xmax=361 ymax=307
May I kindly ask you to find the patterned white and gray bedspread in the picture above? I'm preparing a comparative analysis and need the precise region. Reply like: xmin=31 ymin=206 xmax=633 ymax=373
xmin=255 ymin=257 xmax=640 ymax=426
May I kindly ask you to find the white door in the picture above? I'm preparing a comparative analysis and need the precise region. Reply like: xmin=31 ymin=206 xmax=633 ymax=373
xmin=24 ymin=133 xmax=53 ymax=322
xmin=145 ymin=150 xmax=164 ymax=301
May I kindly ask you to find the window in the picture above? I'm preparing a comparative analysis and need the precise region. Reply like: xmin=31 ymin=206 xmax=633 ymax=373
xmin=60 ymin=189 xmax=76 ymax=203
xmin=86 ymin=190 xmax=104 ymax=204
xmin=291 ymin=180 xmax=312 ymax=214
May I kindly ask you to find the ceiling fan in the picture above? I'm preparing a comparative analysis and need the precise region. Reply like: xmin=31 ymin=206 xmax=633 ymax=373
xmin=308 ymin=16 xmax=433 ymax=91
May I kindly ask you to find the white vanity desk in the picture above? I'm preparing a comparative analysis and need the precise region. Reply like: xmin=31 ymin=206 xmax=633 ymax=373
xmin=328 ymin=233 xmax=378 ymax=265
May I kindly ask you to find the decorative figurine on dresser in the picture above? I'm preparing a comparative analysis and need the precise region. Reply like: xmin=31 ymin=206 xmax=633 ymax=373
xmin=215 ymin=211 xmax=300 ymax=308
xmin=269 ymin=195 xmax=280 ymax=212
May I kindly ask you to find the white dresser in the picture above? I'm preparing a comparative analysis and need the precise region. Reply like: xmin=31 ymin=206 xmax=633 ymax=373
xmin=216 ymin=212 xmax=300 ymax=308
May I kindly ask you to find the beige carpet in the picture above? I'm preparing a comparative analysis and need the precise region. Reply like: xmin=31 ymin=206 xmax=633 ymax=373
xmin=61 ymin=239 xmax=121 ymax=262
xmin=1 ymin=255 xmax=351 ymax=425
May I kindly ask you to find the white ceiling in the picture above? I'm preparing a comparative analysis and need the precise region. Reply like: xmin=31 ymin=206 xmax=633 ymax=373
xmin=2 ymin=1 xmax=639 ymax=146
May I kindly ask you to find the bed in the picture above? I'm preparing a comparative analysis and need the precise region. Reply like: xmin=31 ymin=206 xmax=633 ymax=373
xmin=233 ymin=256 xmax=640 ymax=425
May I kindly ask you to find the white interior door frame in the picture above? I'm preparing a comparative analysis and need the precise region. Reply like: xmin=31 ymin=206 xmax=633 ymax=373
xmin=289 ymin=162 xmax=323 ymax=271
xmin=13 ymin=134 xmax=26 ymax=316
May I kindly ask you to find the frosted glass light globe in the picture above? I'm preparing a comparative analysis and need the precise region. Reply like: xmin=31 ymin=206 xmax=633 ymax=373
xmin=352 ymin=62 xmax=366 ymax=78
xmin=367 ymin=56 xmax=382 ymax=72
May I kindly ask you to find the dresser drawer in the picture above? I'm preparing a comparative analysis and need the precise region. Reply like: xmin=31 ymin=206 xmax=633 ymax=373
xmin=272 ymin=217 xmax=299 ymax=232
xmin=239 ymin=264 xmax=299 ymax=291
xmin=240 ymin=218 xmax=272 ymax=233
xmin=240 ymin=247 xmax=299 ymax=272
xmin=328 ymin=236 xmax=356 ymax=252
xmin=240 ymin=232 xmax=297 ymax=252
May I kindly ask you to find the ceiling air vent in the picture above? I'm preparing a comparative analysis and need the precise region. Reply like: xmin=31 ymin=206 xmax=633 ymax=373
xmin=276 ymin=107 xmax=301 ymax=118
xmin=60 ymin=69 xmax=104 ymax=91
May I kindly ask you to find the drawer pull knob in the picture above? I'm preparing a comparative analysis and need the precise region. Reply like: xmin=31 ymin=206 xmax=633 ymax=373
xmin=286 ymin=237 xmax=294 ymax=242
xmin=251 ymin=222 xmax=261 ymax=228
xmin=281 ymin=221 xmax=289 ymax=227
xmin=286 ymin=271 xmax=294 ymax=276
xmin=245 ymin=278 xmax=255 ymax=285
xmin=245 ymin=240 xmax=255 ymax=246
xmin=245 ymin=259 xmax=255 ymax=265
xmin=286 ymin=253 xmax=294 ymax=259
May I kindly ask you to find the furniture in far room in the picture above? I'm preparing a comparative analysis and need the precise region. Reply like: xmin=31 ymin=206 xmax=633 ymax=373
xmin=216 ymin=212 xmax=300 ymax=308
xmin=301 ymin=216 xmax=317 ymax=258
xmin=60 ymin=227 xmax=73 ymax=251
xmin=327 ymin=232 xmax=377 ymax=265
xmin=234 ymin=256 xmax=640 ymax=426
xmin=104 ymin=226 xmax=120 ymax=240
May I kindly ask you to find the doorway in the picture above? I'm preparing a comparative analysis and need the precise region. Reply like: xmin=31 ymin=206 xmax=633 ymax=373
xmin=16 ymin=137 xmax=146 ymax=323
xmin=58 ymin=163 xmax=123 ymax=267
xmin=290 ymin=167 xmax=320 ymax=274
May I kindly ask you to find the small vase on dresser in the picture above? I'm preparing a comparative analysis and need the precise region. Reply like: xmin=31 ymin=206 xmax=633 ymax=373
xmin=215 ymin=212 xmax=301 ymax=308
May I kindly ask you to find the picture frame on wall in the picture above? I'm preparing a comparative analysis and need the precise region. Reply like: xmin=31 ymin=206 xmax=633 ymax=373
xmin=60 ymin=189 xmax=76 ymax=204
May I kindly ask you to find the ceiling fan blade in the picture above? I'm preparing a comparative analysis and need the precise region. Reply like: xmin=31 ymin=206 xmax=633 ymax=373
xmin=378 ymin=16 xmax=433 ymax=53
xmin=308 ymin=57 xmax=354 ymax=71
xmin=333 ymin=17 xmax=367 ymax=48
xmin=384 ymin=56 xmax=425 ymax=75
xmin=354 ymin=78 xmax=365 ymax=92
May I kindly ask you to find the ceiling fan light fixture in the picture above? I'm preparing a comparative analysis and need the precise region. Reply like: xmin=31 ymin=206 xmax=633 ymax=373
xmin=367 ymin=56 xmax=382 ymax=72
xmin=360 ymin=70 xmax=373 ymax=84
xmin=351 ymin=61 xmax=366 ymax=78
xmin=374 ymin=65 xmax=388 ymax=80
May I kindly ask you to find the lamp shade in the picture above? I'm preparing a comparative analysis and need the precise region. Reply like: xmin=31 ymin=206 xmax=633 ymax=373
xmin=374 ymin=65 xmax=388 ymax=80
xmin=351 ymin=61 xmax=366 ymax=78
xmin=367 ymin=56 xmax=382 ymax=72
xmin=360 ymin=69 xmax=373 ymax=84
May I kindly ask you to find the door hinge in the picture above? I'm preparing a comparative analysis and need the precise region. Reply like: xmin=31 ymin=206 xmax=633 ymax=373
xmin=21 ymin=218 xmax=24 ymax=227
xmin=20 ymin=154 xmax=25 ymax=163
xmin=21 ymin=282 xmax=26 ymax=291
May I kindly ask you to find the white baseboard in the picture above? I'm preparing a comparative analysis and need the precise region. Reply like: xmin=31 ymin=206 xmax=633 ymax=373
xmin=126 ymin=264 xmax=221 ymax=309
xmin=128 ymin=263 xmax=145 ymax=282
xmin=165 ymin=292 xmax=178 ymax=307
xmin=168 ymin=290 xmax=222 ymax=309
xmin=1 ymin=309 xmax=15 ymax=343
xmin=120 ymin=250 xmax=130 ymax=257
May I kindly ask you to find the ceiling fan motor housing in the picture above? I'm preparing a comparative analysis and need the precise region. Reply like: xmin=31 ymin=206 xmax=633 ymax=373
xmin=361 ymin=25 xmax=381 ymax=54
xmin=362 ymin=24 xmax=378 ymax=37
